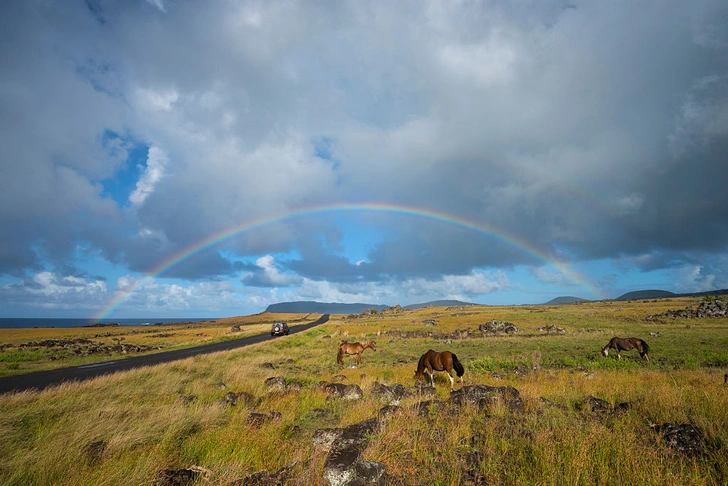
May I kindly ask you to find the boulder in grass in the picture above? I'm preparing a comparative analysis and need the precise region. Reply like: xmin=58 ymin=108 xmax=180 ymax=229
xmin=479 ymin=320 xmax=519 ymax=335
xmin=450 ymin=385 xmax=524 ymax=413
xmin=660 ymin=423 xmax=705 ymax=457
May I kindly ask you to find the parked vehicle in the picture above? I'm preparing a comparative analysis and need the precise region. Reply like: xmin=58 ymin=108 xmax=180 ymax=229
xmin=271 ymin=322 xmax=289 ymax=336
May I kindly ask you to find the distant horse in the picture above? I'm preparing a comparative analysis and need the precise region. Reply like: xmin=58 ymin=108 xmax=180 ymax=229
xmin=601 ymin=337 xmax=650 ymax=361
xmin=337 ymin=341 xmax=376 ymax=366
xmin=414 ymin=349 xmax=465 ymax=389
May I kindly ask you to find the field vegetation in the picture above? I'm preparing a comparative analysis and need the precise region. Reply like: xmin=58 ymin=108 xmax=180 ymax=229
xmin=0 ymin=298 xmax=727 ymax=485
xmin=0 ymin=313 xmax=317 ymax=377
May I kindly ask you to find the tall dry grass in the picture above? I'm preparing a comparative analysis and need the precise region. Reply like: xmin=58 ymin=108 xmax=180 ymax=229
xmin=0 ymin=299 xmax=726 ymax=485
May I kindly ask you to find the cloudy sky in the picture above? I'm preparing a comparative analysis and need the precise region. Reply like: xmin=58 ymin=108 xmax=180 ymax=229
xmin=1 ymin=0 xmax=727 ymax=319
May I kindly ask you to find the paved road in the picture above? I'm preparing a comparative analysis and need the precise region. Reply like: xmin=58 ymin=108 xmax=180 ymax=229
xmin=0 ymin=314 xmax=329 ymax=394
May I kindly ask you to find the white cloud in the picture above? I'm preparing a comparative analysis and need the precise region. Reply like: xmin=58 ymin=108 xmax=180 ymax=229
xmin=129 ymin=146 xmax=169 ymax=206
xmin=0 ymin=272 xmax=107 ymax=311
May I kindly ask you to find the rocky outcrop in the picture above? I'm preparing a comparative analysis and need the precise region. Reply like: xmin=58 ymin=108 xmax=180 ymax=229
xmin=222 ymin=391 xmax=255 ymax=407
xmin=479 ymin=320 xmax=519 ymax=335
xmin=317 ymin=382 xmax=364 ymax=401
xmin=246 ymin=410 xmax=282 ymax=428
xmin=537 ymin=324 xmax=566 ymax=334
xmin=230 ymin=462 xmax=296 ymax=486
xmin=320 ymin=418 xmax=383 ymax=486
xmin=659 ymin=423 xmax=705 ymax=457
xmin=450 ymin=385 xmax=524 ymax=413
xmin=648 ymin=300 xmax=728 ymax=320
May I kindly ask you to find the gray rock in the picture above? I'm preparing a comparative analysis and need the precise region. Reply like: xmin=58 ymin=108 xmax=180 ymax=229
xmin=450 ymin=385 xmax=524 ymax=413
xmin=660 ymin=423 xmax=705 ymax=457
xmin=371 ymin=382 xmax=412 ymax=405
xmin=264 ymin=376 xmax=286 ymax=391
xmin=322 ymin=419 xmax=381 ymax=486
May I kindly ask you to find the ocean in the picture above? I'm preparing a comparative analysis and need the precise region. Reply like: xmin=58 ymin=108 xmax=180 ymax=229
xmin=0 ymin=317 xmax=217 ymax=329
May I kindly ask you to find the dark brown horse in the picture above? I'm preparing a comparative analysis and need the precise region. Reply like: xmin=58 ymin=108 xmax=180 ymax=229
xmin=601 ymin=337 xmax=650 ymax=361
xmin=337 ymin=341 xmax=376 ymax=366
xmin=414 ymin=349 xmax=465 ymax=389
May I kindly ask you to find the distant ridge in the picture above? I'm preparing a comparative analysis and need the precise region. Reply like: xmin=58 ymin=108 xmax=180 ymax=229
xmin=615 ymin=290 xmax=676 ymax=301
xmin=544 ymin=296 xmax=587 ymax=305
xmin=265 ymin=301 xmax=389 ymax=314
xmin=403 ymin=300 xmax=476 ymax=310
xmin=265 ymin=300 xmax=476 ymax=314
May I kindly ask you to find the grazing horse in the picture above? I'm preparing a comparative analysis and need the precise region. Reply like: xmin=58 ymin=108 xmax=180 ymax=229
xmin=337 ymin=341 xmax=376 ymax=366
xmin=414 ymin=349 xmax=465 ymax=389
xmin=601 ymin=337 xmax=650 ymax=361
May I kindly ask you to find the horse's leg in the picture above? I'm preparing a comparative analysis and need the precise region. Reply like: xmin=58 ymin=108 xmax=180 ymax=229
xmin=447 ymin=370 xmax=454 ymax=389
xmin=427 ymin=368 xmax=435 ymax=386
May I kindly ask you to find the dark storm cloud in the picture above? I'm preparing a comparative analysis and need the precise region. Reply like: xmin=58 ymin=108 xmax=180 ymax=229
xmin=2 ymin=0 xmax=728 ymax=314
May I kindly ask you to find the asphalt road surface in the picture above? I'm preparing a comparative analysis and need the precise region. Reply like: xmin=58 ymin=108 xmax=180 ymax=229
xmin=0 ymin=314 xmax=329 ymax=394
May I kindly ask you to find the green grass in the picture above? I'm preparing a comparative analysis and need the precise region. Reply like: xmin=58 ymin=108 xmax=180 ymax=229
xmin=0 ymin=299 xmax=727 ymax=485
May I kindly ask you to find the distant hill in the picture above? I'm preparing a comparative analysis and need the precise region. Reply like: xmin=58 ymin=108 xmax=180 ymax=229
xmin=265 ymin=300 xmax=476 ymax=314
xmin=264 ymin=301 xmax=389 ymax=314
xmin=544 ymin=296 xmax=587 ymax=305
xmin=403 ymin=300 xmax=476 ymax=310
xmin=615 ymin=290 xmax=676 ymax=301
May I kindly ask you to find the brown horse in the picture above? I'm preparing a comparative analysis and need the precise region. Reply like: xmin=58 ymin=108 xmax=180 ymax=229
xmin=337 ymin=341 xmax=376 ymax=366
xmin=414 ymin=349 xmax=465 ymax=389
xmin=601 ymin=337 xmax=650 ymax=361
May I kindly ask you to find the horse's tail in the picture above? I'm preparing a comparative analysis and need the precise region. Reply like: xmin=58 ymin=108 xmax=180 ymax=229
xmin=336 ymin=345 xmax=344 ymax=365
xmin=640 ymin=339 xmax=650 ymax=358
xmin=452 ymin=353 xmax=465 ymax=377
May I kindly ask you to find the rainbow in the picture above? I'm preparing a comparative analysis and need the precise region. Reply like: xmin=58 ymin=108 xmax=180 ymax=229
xmin=95 ymin=202 xmax=603 ymax=320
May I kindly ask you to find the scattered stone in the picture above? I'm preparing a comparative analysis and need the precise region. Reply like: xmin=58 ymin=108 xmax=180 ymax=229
xmin=216 ymin=381 xmax=227 ymax=389
xmin=82 ymin=440 xmax=106 ymax=465
xmin=648 ymin=300 xmax=728 ymax=320
xmin=538 ymin=397 xmax=568 ymax=411
xmin=264 ymin=376 xmax=286 ymax=391
xmin=155 ymin=468 xmax=198 ymax=486
xmin=423 ymin=320 xmax=438 ymax=326
xmin=260 ymin=362 xmax=275 ymax=369
xmin=371 ymin=382 xmax=412 ymax=405
xmin=230 ymin=461 xmax=296 ymax=486
xmin=461 ymin=450 xmax=487 ymax=485
xmin=378 ymin=405 xmax=402 ymax=422
xmin=413 ymin=382 xmax=437 ymax=397
xmin=649 ymin=331 xmax=662 ymax=337
xmin=331 ymin=374 xmax=347 ymax=382
xmin=450 ymin=385 xmax=524 ymax=413
xmin=479 ymin=320 xmax=519 ymax=335
xmin=246 ymin=410 xmax=282 ymax=428
xmin=583 ymin=396 xmax=611 ymax=414
xmin=515 ymin=365 xmax=529 ymax=377
xmin=537 ymin=324 xmax=566 ymax=334
xmin=322 ymin=418 xmax=381 ymax=486
xmin=286 ymin=380 xmax=303 ymax=392
xmin=313 ymin=428 xmax=344 ymax=451
xmin=320 ymin=383 xmax=364 ymax=400
xmin=223 ymin=391 xmax=255 ymax=407
xmin=176 ymin=395 xmax=197 ymax=405
xmin=230 ymin=325 xmax=241 ymax=332
xmin=660 ymin=423 xmax=705 ymax=457
xmin=612 ymin=402 xmax=630 ymax=416
xmin=415 ymin=399 xmax=450 ymax=417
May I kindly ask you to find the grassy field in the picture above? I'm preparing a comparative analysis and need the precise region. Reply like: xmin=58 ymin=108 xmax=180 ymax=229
xmin=0 ymin=297 xmax=727 ymax=485
xmin=0 ymin=313 xmax=319 ymax=377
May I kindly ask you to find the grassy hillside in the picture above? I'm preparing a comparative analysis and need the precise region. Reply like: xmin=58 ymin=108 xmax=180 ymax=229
xmin=1 ymin=298 xmax=727 ymax=485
